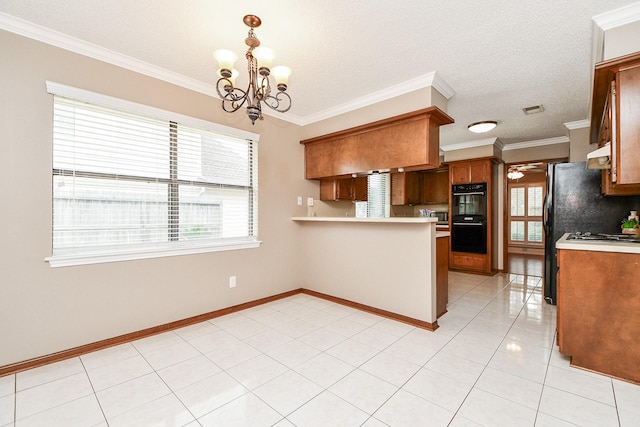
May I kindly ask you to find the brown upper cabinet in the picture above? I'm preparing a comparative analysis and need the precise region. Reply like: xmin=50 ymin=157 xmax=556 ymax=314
xmin=423 ymin=168 xmax=449 ymax=204
xmin=301 ymin=107 xmax=454 ymax=179
xmin=391 ymin=172 xmax=422 ymax=205
xmin=319 ymin=176 xmax=368 ymax=201
xmin=449 ymin=159 xmax=490 ymax=184
xmin=390 ymin=167 xmax=449 ymax=206
xmin=590 ymin=51 xmax=640 ymax=196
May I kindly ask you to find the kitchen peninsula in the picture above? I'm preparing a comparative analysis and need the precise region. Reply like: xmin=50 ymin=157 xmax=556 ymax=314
xmin=292 ymin=216 xmax=448 ymax=330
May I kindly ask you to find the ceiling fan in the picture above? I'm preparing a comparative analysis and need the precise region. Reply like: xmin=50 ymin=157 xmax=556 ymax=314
xmin=507 ymin=162 xmax=546 ymax=180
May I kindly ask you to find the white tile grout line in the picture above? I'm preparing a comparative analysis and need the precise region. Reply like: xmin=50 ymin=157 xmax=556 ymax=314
xmin=10 ymin=272 xmax=599 ymax=427
xmin=359 ymin=272 xmax=542 ymax=425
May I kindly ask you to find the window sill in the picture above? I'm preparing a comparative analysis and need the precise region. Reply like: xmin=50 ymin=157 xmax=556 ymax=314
xmin=45 ymin=240 xmax=262 ymax=268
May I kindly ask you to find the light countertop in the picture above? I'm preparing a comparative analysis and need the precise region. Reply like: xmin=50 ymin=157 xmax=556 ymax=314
xmin=556 ymin=233 xmax=640 ymax=255
xmin=292 ymin=217 xmax=438 ymax=223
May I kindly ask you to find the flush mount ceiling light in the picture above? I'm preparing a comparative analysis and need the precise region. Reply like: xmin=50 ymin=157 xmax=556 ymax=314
xmin=213 ymin=15 xmax=292 ymax=125
xmin=467 ymin=121 xmax=497 ymax=133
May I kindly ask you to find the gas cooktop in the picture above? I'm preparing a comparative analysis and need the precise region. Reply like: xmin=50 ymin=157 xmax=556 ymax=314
xmin=568 ymin=232 xmax=640 ymax=243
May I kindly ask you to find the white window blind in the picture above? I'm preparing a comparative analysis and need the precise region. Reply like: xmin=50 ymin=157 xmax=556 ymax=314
xmin=355 ymin=173 xmax=390 ymax=218
xmin=47 ymin=85 xmax=259 ymax=266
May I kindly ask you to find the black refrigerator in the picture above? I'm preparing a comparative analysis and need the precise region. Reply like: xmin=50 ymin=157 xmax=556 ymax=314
xmin=543 ymin=161 xmax=640 ymax=304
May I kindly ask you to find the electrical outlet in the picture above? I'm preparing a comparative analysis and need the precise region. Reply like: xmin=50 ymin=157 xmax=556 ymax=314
xmin=307 ymin=197 xmax=314 ymax=207
xmin=297 ymin=196 xmax=303 ymax=206
xmin=229 ymin=276 xmax=236 ymax=288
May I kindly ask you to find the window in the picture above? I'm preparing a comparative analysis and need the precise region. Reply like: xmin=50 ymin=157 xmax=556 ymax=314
xmin=509 ymin=184 xmax=544 ymax=245
xmin=46 ymin=82 xmax=260 ymax=267
xmin=355 ymin=173 xmax=390 ymax=218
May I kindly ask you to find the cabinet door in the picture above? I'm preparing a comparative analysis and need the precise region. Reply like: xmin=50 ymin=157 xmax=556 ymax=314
xmin=617 ymin=63 xmax=640 ymax=185
xmin=336 ymin=178 xmax=353 ymax=200
xmin=469 ymin=160 xmax=488 ymax=183
xmin=391 ymin=172 xmax=407 ymax=205
xmin=423 ymin=169 xmax=449 ymax=204
xmin=595 ymin=54 xmax=640 ymax=195
xmin=353 ymin=176 xmax=368 ymax=201
xmin=556 ymin=263 xmax=563 ymax=351
xmin=319 ymin=178 xmax=361 ymax=201
xmin=436 ymin=236 xmax=449 ymax=318
xmin=319 ymin=179 xmax=338 ymax=201
xmin=450 ymin=163 xmax=470 ymax=184
xmin=406 ymin=172 xmax=422 ymax=205
xmin=391 ymin=172 xmax=421 ymax=205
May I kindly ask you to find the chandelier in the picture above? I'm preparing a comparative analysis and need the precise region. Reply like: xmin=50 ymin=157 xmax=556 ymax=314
xmin=213 ymin=15 xmax=292 ymax=125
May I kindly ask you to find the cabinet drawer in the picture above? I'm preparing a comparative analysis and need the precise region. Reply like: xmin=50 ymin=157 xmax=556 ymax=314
xmin=451 ymin=252 xmax=485 ymax=270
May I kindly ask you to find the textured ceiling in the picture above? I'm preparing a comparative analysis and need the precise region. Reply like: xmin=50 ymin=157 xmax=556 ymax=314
xmin=1 ymin=0 xmax=639 ymax=148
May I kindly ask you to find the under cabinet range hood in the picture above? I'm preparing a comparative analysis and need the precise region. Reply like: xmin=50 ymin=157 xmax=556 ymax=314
xmin=586 ymin=143 xmax=611 ymax=170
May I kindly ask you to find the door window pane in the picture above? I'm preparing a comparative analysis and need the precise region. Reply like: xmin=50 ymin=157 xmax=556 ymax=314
xmin=510 ymin=187 xmax=525 ymax=216
xmin=528 ymin=221 xmax=543 ymax=242
xmin=511 ymin=221 xmax=525 ymax=241
xmin=528 ymin=186 xmax=543 ymax=216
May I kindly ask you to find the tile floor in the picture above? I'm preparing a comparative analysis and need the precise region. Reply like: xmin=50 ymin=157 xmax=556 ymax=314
xmin=1 ymin=272 xmax=639 ymax=427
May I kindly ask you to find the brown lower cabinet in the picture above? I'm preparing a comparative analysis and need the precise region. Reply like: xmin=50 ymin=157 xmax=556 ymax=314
xmin=557 ymin=249 xmax=640 ymax=384
xmin=450 ymin=252 xmax=486 ymax=273
xmin=436 ymin=235 xmax=449 ymax=318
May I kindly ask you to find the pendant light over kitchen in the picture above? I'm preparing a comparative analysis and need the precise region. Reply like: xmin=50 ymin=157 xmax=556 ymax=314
xmin=213 ymin=15 xmax=292 ymax=125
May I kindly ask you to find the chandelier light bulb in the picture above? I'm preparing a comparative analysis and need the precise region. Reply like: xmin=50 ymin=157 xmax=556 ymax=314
xmin=253 ymin=47 xmax=274 ymax=75
xmin=213 ymin=49 xmax=238 ymax=76
xmin=272 ymin=66 xmax=291 ymax=91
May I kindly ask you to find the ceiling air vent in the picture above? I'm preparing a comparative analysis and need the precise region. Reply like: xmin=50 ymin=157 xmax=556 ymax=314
xmin=522 ymin=105 xmax=544 ymax=115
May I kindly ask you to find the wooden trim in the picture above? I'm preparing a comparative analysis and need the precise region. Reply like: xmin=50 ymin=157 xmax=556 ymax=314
xmin=0 ymin=289 xmax=301 ymax=377
xmin=0 ymin=287 xmax=439 ymax=377
xmin=299 ymin=106 xmax=454 ymax=146
xmin=300 ymin=289 xmax=438 ymax=331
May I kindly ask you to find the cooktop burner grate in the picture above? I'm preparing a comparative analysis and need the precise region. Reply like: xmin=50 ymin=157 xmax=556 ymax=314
xmin=568 ymin=232 xmax=640 ymax=242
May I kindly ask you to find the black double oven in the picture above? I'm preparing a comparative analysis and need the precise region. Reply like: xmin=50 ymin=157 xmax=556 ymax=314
xmin=451 ymin=183 xmax=488 ymax=254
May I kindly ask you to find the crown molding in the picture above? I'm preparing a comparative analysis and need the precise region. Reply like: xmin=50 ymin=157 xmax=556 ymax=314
xmin=592 ymin=2 xmax=640 ymax=31
xmin=440 ymin=137 xmax=499 ymax=152
xmin=1 ymin=12 xmax=453 ymax=128
xmin=300 ymin=71 xmax=455 ymax=126
xmin=564 ymin=119 xmax=590 ymax=130
xmin=430 ymin=72 xmax=456 ymax=100
xmin=0 ymin=12 xmax=308 ymax=126
xmin=591 ymin=3 xmax=640 ymax=64
xmin=501 ymin=136 xmax=569 ymax=151
xmin=0 ymin=12 xmax=216 ymax=96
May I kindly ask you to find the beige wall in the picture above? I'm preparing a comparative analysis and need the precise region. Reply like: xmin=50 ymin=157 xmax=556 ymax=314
xmin=501 ymin=143 xmax=569 ymax=164
xmin=0 ymin=30 xmax=317 ymax=366
xmin=568 ymin=126 xmax=594 ymax=163
xmin=443 ymin=144 xmax=496 ymax=162
xmin=300 ymin=87 xmax=437 ymax=140
xmin=296 ymin=221 xmax=437 ymax=323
